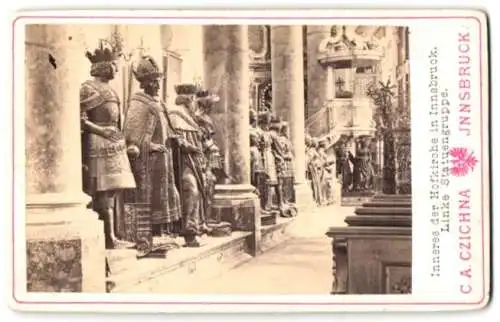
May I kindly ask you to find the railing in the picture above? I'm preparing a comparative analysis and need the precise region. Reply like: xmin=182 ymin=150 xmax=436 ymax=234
xmin=394 ymin=128 xmax=412 ymax=194
xmin=305 ymin=105 xmax=333 ymax=137
xmin=306 ymin=98 xmax=375 ymax=139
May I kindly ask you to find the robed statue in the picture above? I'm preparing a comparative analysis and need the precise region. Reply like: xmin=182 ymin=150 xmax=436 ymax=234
xmin=335 ymin=136 xmax=355 ymax=193
xmin=123 ymin=55 xmax=182 ymax=257
xmin=168 ymin=84 xmax=210 ymax=247
xmin=277 ymin=121 xmax=296 ymax=205
xmin=306 ymin=137 xmax=325 ymax=205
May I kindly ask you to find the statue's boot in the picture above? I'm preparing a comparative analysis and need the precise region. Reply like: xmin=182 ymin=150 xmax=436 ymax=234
xmin=103 ymin=208 xmax=135 ymax=249
xmin=201 ymin=223 xmax=214 ymax=234
xmin=112 ymin=239 xmax=136 ymax=249
xmin=152 ymin=224 xmax=163 ymax=237
xmin=183 ymin=235 xmax=201 ymax=248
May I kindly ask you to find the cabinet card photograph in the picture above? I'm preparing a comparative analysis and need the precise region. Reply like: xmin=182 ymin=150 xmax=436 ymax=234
xmin=9 ymin=9 xmax=490 ymax=313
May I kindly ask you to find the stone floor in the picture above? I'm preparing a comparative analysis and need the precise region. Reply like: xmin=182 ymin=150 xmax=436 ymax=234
xmin=170 ymin=204 xmax=354 ymax=294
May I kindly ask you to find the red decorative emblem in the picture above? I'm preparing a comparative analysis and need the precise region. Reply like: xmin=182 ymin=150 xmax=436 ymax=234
xmin=449 ymin=147 xmax=479 ymax=177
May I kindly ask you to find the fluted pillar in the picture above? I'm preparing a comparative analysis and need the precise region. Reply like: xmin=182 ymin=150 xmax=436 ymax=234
xmin=25 ymin=25 xmax=105 ymax=292
xmin=270 ymin=25 xmax=314 ymax=211
xmin=203 ymin=25 xmax=261 ymax=254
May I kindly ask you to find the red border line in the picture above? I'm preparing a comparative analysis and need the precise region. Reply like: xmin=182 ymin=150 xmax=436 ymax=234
xmin=12 ymin=14 xmax=487 ymax=307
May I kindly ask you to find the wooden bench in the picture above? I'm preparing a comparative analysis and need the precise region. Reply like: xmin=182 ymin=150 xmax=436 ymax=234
xmin=326 ymin=194 xmax=412 ymax=294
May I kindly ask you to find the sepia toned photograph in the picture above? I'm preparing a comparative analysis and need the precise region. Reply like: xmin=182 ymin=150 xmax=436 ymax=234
xmin=23 ymin=23 xmax=412 ymax=296
xmin=9 ymin=5 xmax=492 ymax=312
xmin=20 ymin=18 xmax=412 ymax=295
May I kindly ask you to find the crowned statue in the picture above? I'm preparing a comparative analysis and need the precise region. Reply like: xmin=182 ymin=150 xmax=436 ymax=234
xmin=80 ymin=40 xmax=137 ymax=252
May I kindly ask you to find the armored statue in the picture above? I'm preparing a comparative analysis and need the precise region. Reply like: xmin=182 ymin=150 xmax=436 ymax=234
xmin=352 ymin=135 xmax=375 ymax=192
xmin=123 ymin=56 xmax=182 ymax=257
xmin=249 ymin=109 xmax=267 ymax=209
xmin=257 ymin=111 xmax=279 ymax=214
xmin=80 ymin=41 xmax=136 ymax=251
xmin=305 ymin=134 xmax=313 ymax=186
xmin=168 ymin=84 xmax=208 ymax=247
xmin=269 ymin=118 xmax=287 ymax=213
xmin=278 ymin=121 xmax=296 ymax=205
xmin=195 ymin=89 xmax=224 ymax=182
xmin=194 ymin=89 xmax=232 ymax=237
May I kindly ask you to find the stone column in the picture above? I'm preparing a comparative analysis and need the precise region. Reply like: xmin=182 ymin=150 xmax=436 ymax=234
xmin=25 ymin=25 xmax=105 ymax=292
xmin=270 ymin=25 xmax=314 ymax=211
xmin=203 ymin=25 xmax=261 ymax=255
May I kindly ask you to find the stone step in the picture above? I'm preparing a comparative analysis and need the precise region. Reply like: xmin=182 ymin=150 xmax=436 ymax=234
xmin=372 ymin=194 xmax=411 ymax=202
xmin=354 ymin=206 xmax=412 ymax=216
xmin=261 ymin=211 xmax=278 ymax=226
xmin=345 ymin=215 xmax=411 ymax=227
xmin=108 ymin=217 xmax=297 ymax=293
xmin=260 ymin=216 xmax=296 ymax=253
xmin=361 ymin=200 xmax=412 ymax=208
xmin=108 ymin=232 xmax=252 ymax=292
xmin=341 ymin=196 xmax=373 ymax=207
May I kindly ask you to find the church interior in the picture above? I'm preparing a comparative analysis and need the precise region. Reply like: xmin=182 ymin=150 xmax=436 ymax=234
xmin=24 ymin=23 xmax=412 ymax=294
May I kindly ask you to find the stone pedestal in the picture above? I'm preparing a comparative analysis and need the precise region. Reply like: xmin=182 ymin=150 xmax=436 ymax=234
xmin=270 ymin=26 xmax=314 ymax=213
xmin=203 ymin=25 xmax=261 ymax=255
xmin=25 ymin=25 xmax=106 ymax=292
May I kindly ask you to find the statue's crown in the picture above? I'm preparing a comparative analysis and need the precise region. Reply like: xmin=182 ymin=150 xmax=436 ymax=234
xmin=133 ymin=56 xmax=162 ymax=82
xmin=196 ymin=89 xmax=220 ymax=102
xmin=196 ymin=90 xmax=210 ymax=98
xmin=175 ymin=83 xmax=199 ymax=95
xmin=85 ymin=40 xmax=119 ymax=64
xmin=257 ymin=111 xmax=272 ymax=123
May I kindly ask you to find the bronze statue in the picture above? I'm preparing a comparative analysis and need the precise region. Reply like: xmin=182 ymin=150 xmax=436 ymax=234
xmin=278 ymin=121 xmax=296 ymax=205
xmin=80 ymin=41 xmax=136 ymax=250
xmin=306 ymin=138 xmax=324 ymax=205
xmin=269 ymin=118 xmax=287 ymax=213
xmin=257 ymin=112 xmax=279 ymax=214
xmin=123 ymin=55 xmax=182 ymax=257
xmin=195 ymin=89 xmax=232 ymax=237
xmin=352 ymin=135 xmax=375 ymax=192
xmin=318 ymin=138 xmax=336 ymax=205
xmin=336 ymin=136 xmax=355 ymax=193
xmin=250 ymin=109 xmax=267 ymax=212
xmin=168 ymin=84 xmax=208 ymax=247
